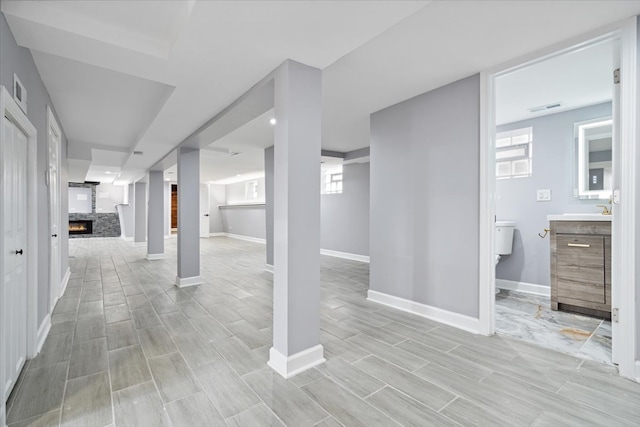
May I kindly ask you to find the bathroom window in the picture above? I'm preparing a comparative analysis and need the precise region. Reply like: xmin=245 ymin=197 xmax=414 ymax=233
xmin=496 ymin=127 xmax=533 ymax=179
xmin=321 ymin=165 xmax=343 ymax=194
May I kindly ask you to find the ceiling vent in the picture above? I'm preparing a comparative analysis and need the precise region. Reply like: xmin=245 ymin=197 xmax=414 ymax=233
xmin=133 ymin=151 xmax=144 ymax=156
xmin=229 ymin=152 xmax=241 ymax=157
xmin=528 ymin=102 xmax=562 ymax=113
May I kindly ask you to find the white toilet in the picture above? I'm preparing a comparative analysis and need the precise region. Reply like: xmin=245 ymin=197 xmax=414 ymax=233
xmin=495 ymin=220 xmax=515 ymax=294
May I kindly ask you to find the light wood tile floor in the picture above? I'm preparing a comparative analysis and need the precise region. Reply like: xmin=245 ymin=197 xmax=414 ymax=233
xmin=6 ymin=237 xmax=640 ymax=426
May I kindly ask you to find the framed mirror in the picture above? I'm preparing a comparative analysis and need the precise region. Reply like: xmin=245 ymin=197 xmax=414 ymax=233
xmin=574 ymin=117 xmax=612 ymax=199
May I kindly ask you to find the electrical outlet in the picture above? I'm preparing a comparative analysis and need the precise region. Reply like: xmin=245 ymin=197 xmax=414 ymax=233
xmin=537 ymin=189 xmax=551 ymax=202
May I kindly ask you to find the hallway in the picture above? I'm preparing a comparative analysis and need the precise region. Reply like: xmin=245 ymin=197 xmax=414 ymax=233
xmin=6 ymin=237 xmax=640 ymax=426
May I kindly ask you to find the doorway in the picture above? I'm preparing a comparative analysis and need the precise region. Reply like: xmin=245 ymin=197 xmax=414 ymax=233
xmin=479 ymin=19 xmax=638 ymax=380
xmin=171 ymin=184 xmax=178 ymax=234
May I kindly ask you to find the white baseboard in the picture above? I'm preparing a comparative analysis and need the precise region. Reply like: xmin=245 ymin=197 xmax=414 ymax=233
xmin=121 ymin=235 xmax=133 ymax=242
xmin=60 ymin=267 xmax=71 ymax=299
xmin=320 ymin=249 xmax=369 ymax=263
xmin=367 ymin=290 xmax=480 ymax=334
xmin=268 ymin=345 xmax=325 ymax=379
xmin=265 ymin=263 xmax=274 ymax=273
xmin=1 ymin=403 xmax=5 ymax=427
xmin=132 ymin=241 xmax=146 ymax=247
xmin=635 ymin=360 xmax=640 ymax=383
xmin=496 ymin=279 xmax=550 ymax=297
xmin=209 ymin=232 xmax=225 ymax=237
xmin=175 ymin=276 xmax=202 ymax=288
xmin=225 ymin=233 xmax=266 ymax=244
xmin=146 ymin=253 xmax=165 ymax=261
xmin=36 ymin=314 xmax=52 ymax=354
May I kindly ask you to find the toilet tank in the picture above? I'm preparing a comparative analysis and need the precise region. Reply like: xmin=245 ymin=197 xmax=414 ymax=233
xmin=495 ymin=221 xmax=516 ymax=255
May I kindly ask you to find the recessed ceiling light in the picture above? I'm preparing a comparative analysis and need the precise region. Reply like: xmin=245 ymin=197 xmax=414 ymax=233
xmin=105 ymin=171 xmax=113 ymax=174
xmin=269 ymin=118 xmax=276 ymax=125
xmin=236 ymin=174 xmax=242 ymax=177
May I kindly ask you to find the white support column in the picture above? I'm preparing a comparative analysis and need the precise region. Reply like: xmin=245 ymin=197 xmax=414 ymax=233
xmin=147 ymin=171 xmax=164 ymax=260
xmin=176 ymin=147 xmax=201 ymax=287
xmin=268 ymin=60 xmax=324 ymax=378
xmin=133 ymin=181 xmax=146 ymax=247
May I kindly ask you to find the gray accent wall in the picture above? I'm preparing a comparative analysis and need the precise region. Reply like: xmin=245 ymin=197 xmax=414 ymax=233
xmin=370 ymin=74 xmax=480 ymax=318
xmin=1 ymin=12 xmax=69 ymax=325
xmin=265 ymin=146 xmax=274 ymax=265
xmin=221 ymin=207 xmax=266 ymax=239
xmin=496 ymin=103 xmax=612 ymax=287
xmin=321 ymin=162 xmax=369 ymax=256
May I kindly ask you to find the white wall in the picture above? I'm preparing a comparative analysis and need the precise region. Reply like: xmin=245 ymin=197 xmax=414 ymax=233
xmin=95 ymin=183 xmax=125 ymax=213
xmin=209 ymin=184 xmax=225 ymax=233
xmin=225 ymin=177 xmax=265 ymax=204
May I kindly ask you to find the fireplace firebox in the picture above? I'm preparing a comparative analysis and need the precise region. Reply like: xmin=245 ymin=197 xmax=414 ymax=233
xmin=69 ymin=220 xmax=92 ymax=235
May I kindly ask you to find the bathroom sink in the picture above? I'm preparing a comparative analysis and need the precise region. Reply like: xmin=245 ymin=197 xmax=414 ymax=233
xmin=547 ymin=213 xmax=612 ymax=221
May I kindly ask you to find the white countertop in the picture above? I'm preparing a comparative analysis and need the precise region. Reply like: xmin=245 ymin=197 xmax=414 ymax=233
xmin=547 ymin=213 xmax=612 ymax=221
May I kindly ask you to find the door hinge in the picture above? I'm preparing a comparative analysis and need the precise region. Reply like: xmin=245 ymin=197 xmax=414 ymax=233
xmin=614 ymin=68 xmax=620 ymax=84
xmin=612 ymin=307 xmax=619 ymax=323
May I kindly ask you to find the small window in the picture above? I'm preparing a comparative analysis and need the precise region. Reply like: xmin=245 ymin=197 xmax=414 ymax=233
xmin=244 ymin=180 xmax=259 ymax=200
xmin=321 ymin=165 xmax=343 ymax=194
xmin=496 ymin=127 xmax=533 ymax=179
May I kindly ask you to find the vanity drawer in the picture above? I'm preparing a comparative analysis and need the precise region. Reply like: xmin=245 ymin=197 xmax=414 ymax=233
xmin=556 ymin=235 xmax=604 ymax=268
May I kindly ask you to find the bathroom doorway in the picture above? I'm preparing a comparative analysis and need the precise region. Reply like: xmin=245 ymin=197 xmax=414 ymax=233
xmin=479 ymin=19 xmax=638 ymax=380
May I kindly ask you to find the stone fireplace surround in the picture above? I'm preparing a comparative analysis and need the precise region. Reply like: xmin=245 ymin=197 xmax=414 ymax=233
xmin=69 ymin=182 xmax=121 ymax=238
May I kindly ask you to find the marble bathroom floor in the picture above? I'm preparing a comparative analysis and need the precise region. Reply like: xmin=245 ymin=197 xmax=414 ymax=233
xmin=496 ymin=290 xmax=612 ymax=365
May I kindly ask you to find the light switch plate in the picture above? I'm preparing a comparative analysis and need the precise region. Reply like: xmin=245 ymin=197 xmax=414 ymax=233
xmin=537 ymin=189 xmax=551 ymax=202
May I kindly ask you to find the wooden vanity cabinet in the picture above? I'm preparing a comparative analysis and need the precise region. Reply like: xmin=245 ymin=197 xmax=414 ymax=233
xmin=550 ymin=221 xmax=611 ymax=318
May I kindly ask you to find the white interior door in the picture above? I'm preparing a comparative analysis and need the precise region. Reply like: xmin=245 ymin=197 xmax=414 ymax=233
xmin=48 ymin=112 xmax=61 ymax=309
xmin=2 ymin=117 xmax=28 ymax=398
xmin=200 ymin=184 xmax=210 ymax=238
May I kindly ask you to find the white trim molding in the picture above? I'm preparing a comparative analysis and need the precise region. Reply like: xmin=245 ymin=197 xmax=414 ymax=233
xmin=121 ymin=235 xmax=133 ymax=242
xmin=132 ymin=241 xmax=146 ymax=247
xmin=60 ymin=267 xmax=71 ymax=299
xmin=146 ymin=253 xmax=165 ymax=261
xmin=367 ymin=290 xmax=480 ymax=334
xmin=36 ymin=314 xmax=51 ymax=354
xmin=634 ymin=360 xmax=640 ymax=383
xmin=320 ymin=249 xmax=369 ymax=263
xmin=268 ymin=344 xmax=325 ymax=379
xmin=1 ymin=403 xmax=6 ymax=427
xmin=225 ymin=233 xmax=266 ymax=244
xmin=175 ymin=276 xmax=202 ymax=288
xmin=209 ymin=232 xmax=224 ymax=237
xmin=265 ymin=263 xmax=274 ymax=273
xmin=496 ymin=279 xmax=550 ymax=297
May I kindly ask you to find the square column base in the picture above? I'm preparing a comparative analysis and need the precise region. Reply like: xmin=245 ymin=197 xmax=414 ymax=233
xmin=146 ymin=253 xmax=165 ymax=261
xmin=175 ymin=276 xmax=202 ymax=288
xmin=267 ymin=344 xmax=325 ymax=379
xmin=132 ymin=241 xmax=146 ymax=247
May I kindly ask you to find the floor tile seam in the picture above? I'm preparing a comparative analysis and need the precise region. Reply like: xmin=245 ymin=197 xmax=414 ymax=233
xmin=223 ymin=402 xmax=284 ymax=427
xmin=299 ymin=373 xmax=392 ymax=425
xmin=552 ymin=382 xmax=639 ymax=425
xmin=139 ymin=289 xmax=225 ymax=418
xmin=56 ymin=299 xmax=82 ymax=427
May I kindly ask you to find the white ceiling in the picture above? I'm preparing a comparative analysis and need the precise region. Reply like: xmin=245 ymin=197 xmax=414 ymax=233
xmin=3 ymin=0 xmax=640 ymax=184
xmin=495 ymin=39 xmax=614 ymax=125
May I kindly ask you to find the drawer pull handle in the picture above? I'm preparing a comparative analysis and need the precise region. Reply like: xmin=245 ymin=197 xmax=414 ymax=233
xmin=568 ymin=243 xmax=590 ymax=248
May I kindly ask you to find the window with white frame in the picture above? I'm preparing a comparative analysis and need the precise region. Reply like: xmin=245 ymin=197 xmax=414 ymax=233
xmin=496 ymin=127 xmax=533 ymax=179
xmin=321 ymin=164 xmax=343 ymax=194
